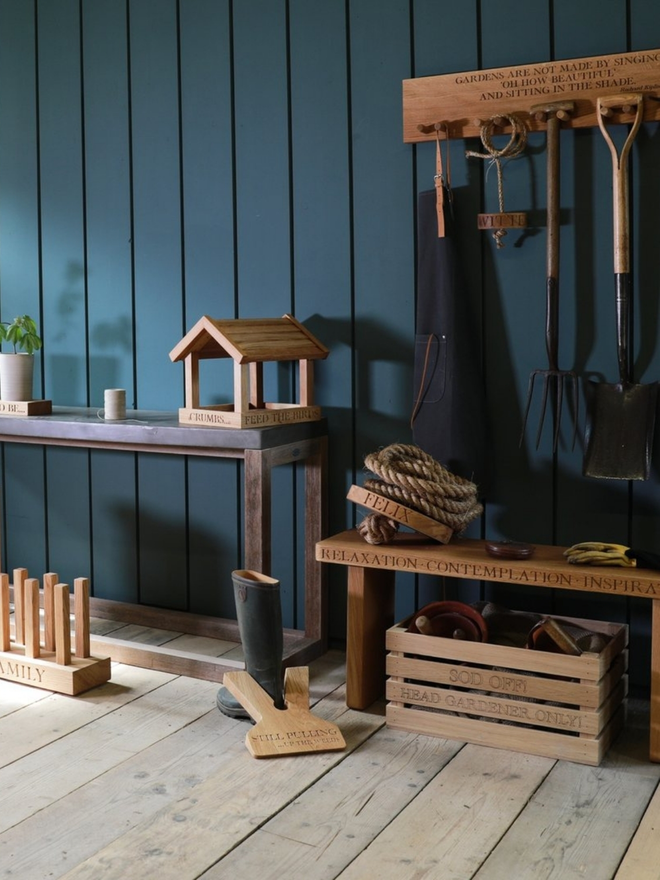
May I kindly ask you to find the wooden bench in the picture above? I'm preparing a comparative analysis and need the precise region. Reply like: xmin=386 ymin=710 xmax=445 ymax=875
xmin=316 ymin=528 xmax=660 ymax=762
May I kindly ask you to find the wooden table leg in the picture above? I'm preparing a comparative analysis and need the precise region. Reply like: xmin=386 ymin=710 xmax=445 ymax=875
xmin=346 ymin=565 xmax=395 ymax=710
xmin=651 ymin=599 xmax=660 ymax=762
xmin=244 ymin=448 xmax=272 ymax=575
xmin=304 ymin=436 xmax=328 ymax=647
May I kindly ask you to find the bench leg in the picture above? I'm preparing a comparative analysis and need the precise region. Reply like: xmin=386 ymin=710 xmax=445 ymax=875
xmin=651 ymin=599 xmax=660 ymax=762
xmin=346 ymin=565 xmax=395 ymax=709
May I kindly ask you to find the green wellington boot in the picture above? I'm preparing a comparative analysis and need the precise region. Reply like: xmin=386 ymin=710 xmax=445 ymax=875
xmin=216 ymin=569 xmax=285 ymax=719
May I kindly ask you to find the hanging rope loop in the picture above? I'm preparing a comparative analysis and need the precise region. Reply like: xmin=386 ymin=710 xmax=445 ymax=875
xmin=466 ymin=114 xmax=528 ymax=248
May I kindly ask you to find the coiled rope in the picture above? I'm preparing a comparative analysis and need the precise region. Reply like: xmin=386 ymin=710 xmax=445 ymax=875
xmin=356 ymin=444 xmax=483 ymax=545
xmin=466 ymin=114 xmax=528 ymax=248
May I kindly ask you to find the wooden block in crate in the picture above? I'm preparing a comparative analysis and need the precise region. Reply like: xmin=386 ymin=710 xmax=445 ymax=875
xmin=385 ymin=614 xmax=628 ymax=766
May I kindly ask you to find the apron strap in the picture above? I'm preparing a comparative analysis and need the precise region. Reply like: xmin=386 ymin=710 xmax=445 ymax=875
xmin=435 ymin=124 xmax=451 ymax=238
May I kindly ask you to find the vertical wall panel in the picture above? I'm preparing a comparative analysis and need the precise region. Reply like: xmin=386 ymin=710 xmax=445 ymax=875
xmin=38 ymin=0 xmax=86 ymax=405
xmin=138 ymin=452 xmax=187 ymax=610
xmin=412 ymin=0 xmax=483 ymax=609
xmin=179 ymin=0 xmax=235 ymax=327
xmin=0 ymin=1 xmax=41 ymax=331
xmin=129 ymin=0 xmax=183 ymax=411
xmin=0 ymin=1 xmax=47 ymax=573
xmin=551 ymin=0 xmax=631 ymax=632
xmin=90 ymin=450 xmax=139 ymax=604
xmin=129 ymin=0 xmax=188 ymax=609
xmin=233 ymin=0 xmax=296 ymax=622
xmin=349 ymin=0 xmax=415 ymax=622
xmin=46 ymin=447 xmax=91 ymax=583
xmin=3 ymin=445 xmax=47 ymax=576
xmin=179 ymin=0 xmax=240 ymax=617
xmin=82 ymin=0 xmax=134 ymax=404
xmin=81 ymin=0 xmax=140 ymax=600
xmin=479 ymin=0 xmax=554 ymax=615
xmin=289 ymin=0 xmax=351 ymax=631
xmin=37 ymin=0 xmax=92 ymax=581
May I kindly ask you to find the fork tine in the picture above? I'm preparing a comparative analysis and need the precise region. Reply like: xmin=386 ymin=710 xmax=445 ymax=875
xmin=520 ymin=371 xmax=539 ymax=447
xmin=535 ymin=375 xmax=552 ymax=449
xmin=522 ymin=369 xmax=580 ymax=452
xmin=553 ymin=375 xmax=564 ymax=452
xmin=568 ymin=371 xmax=579 ymax=450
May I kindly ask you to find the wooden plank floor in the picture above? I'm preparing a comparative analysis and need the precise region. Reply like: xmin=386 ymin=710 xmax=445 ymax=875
xmin=1 ymin=622 xmax=660 ymax=879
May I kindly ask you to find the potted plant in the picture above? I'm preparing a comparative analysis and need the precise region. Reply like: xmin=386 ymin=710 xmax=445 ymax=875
xmin=0 ymin=315 xmax=42 ymax=402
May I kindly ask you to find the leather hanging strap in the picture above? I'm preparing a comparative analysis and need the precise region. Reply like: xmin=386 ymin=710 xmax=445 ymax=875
xmin=435 ymin=124 xmax=451 ymax=237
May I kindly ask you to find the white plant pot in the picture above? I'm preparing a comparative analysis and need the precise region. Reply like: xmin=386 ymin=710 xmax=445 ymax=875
xmin=0 ymin=353 xmax=35 ymax=402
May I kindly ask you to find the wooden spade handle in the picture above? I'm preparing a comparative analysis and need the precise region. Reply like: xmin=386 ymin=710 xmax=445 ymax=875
xmin=597 ymin=94 xmax=643 ymax=275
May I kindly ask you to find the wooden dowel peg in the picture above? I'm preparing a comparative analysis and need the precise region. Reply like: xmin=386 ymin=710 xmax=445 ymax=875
xmin=417 ymin=121 xmax=450 ymax=136
xmin=74 ymin=577 xmax=90 ymax=659
xmin=12 ymin=567 xmax=27 ymax=645
xmin=24 ymin=578 xmax=41 ymax=659
xmin=0 ymin=573 xmax=9 ymax=651
xmin=43 ymin=572 xmax=58 ymax=652
xmin=54 ymin=583 xmax=72 ymax=667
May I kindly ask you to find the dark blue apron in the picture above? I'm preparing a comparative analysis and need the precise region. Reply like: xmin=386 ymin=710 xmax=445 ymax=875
xmin=411 ymin=188 xmax=488 ymax=492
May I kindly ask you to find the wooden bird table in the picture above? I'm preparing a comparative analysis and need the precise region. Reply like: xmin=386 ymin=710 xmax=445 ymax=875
xmin=316 ymin=528 xmax=660 ymax=762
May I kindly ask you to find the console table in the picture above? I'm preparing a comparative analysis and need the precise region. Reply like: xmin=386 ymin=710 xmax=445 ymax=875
xmin=1 ymin=407 xmax=327 ymax=680
xmin=317 ymin=528 xmax=660 ymax=762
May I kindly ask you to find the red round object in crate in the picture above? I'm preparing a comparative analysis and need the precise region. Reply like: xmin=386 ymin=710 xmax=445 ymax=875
xmin=406 ymin=600 xmax=488 ymax=642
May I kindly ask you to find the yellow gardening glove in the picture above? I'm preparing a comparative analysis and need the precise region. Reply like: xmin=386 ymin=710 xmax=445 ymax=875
xmin=564 ymin=541 xmax=635 ymax=567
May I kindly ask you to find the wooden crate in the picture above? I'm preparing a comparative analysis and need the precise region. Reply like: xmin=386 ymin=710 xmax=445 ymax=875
xmin=386 ymin=614 xmax=628 ymax=766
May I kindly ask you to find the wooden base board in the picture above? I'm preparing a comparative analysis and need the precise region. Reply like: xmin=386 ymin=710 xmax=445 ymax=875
xmin=0 ymin=399 xmax=52 ymax=416
xmin=178 ymin=403 xmax=321 ymax=429
xmin=347 ymin=484 xmax=453 ymax=543
xmin=0 ymin=644 xmax=111 ymax=695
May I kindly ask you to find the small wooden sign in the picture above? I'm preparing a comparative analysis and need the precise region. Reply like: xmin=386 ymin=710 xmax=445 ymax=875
xmin=347 ymin=484 xmax=453 ymax=544
xmin=178 ymin=403 xmax=321 ymax=429
xmin=0 ymin=399 xmax=52 ymax=417
xmin=477 ymin=213 xmax=526 ymax=229
xmin=222 ymin=667 xmax=346 ymax=758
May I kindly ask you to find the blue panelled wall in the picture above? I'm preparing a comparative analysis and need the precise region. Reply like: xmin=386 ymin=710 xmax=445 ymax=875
xmin=0 ymin=1 xmax=659 ymax=688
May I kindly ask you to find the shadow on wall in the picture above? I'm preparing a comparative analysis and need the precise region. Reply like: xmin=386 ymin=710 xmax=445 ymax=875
xmin=304 ymin=312 xmax=415 ymax=454
xmin=91 ymin=502 xmax=239 ymax=620
xmin=491 ymin=457 xmax=660 ymax=543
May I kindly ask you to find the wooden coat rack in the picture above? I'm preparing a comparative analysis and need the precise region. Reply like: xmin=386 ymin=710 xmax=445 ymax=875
xmin=403 ymin=47 xmax=660 ymax=142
